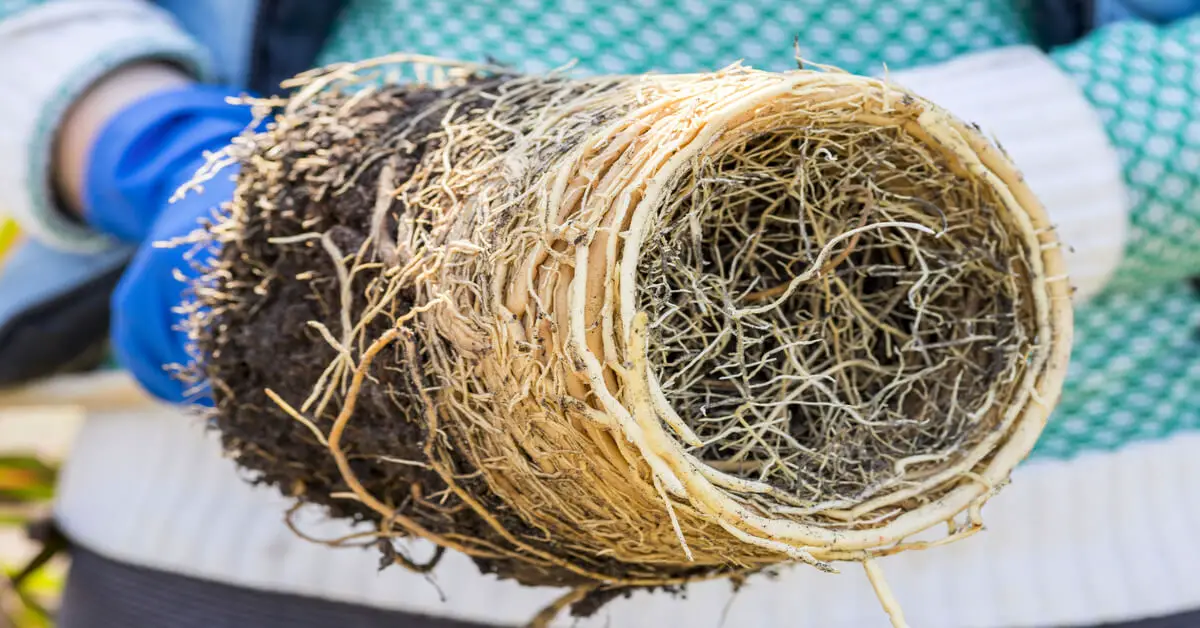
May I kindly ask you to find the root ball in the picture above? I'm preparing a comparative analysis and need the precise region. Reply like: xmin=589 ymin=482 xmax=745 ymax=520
xmin=183 ymin=56 xmax=1072 ymax=620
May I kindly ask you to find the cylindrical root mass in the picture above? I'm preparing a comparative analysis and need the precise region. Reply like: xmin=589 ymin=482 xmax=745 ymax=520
xmin=183 ymin=56 xmax=1072 ymax=618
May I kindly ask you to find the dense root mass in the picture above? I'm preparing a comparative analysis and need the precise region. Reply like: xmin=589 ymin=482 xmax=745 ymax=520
xmin=638 ymin=124 xmax=1026 ymax=517
xmin=183 ymin=56 xmax=1071 ymax=620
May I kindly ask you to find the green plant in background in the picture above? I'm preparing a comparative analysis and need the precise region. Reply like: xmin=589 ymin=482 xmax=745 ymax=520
xmin=1 ymin=455 xmax=64 ymax=628
xmin=0 ymin=456 xmax=55 ymax=510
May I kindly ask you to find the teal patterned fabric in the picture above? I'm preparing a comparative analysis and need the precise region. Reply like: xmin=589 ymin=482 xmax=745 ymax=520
xmin=316 ymin=1 xmax=1200 ymax=461
xmin=1033 ymin=282 xmax=1200 ymax=459
xmin=1052 ymin=17 xmax=1200 ymax=290
xmin=0 ymin=0 xmax=45 ymax=21
xmin=1036 ymin=17 xmax=1200 ymax=459
xmin=318 ymin=0 xmax=1035 ymax=76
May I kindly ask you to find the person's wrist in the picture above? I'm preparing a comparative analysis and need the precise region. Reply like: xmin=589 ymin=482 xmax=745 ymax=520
xmin=54 ymin=62 xmax=194 ymax=216
xmin=81 ymin=83 xmax=253 ymax=244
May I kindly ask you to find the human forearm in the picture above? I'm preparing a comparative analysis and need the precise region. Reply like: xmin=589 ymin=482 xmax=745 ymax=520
xmin=54 ymin=62 xmax=193 ymax=216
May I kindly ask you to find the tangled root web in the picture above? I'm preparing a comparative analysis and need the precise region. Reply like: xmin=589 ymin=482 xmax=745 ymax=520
xmin=639 ymin=124 xmax=1023 ymax=515
xmin=181 ymin=55 xmax=1071 ymax=627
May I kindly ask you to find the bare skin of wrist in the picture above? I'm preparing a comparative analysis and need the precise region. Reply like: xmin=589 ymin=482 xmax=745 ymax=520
xmin=53 ymin=62 xmax=192 ymax=217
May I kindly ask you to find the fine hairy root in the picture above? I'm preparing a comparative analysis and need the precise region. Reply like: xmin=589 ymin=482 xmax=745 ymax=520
xmin=180 ymin=54 xmax=1073 ymax=623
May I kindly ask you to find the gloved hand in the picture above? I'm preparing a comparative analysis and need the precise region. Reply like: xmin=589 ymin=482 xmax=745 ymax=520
xmin=84 ymin=85 xmax=253 ymax=403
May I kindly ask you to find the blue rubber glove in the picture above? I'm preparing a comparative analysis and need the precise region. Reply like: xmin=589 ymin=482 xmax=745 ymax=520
xmin=85 ymin=86 xmax=251 ymax=243
xmin=84 ymin=85 xmax=253 ymax=403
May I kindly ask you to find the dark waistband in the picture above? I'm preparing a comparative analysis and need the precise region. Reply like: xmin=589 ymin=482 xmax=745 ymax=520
xmin=57 ymin=544 xmax=498 ymax=628
xmin=52 ymin=543 xmax=1200 ymax=628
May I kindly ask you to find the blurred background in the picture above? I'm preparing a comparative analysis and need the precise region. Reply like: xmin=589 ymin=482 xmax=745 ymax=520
xmin=1 ymin=218 xmax=73 ymax=627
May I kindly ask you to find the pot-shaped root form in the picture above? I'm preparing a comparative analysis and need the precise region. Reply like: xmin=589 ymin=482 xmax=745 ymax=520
xmin=187 ymin=56 xmax=1072 ymax=624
